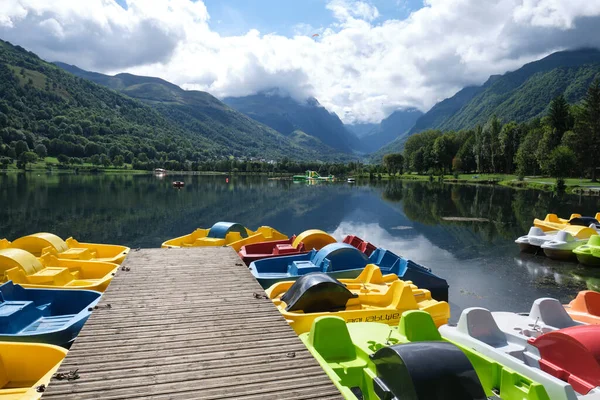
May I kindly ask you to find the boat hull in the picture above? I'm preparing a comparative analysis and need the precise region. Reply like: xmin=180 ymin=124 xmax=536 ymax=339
xmin=576 ymin=253 xmax=600 ymax=267
xmin=518 ymin=242 xmax=540 ymax=253
xmin=542 ymin=248 xmax=577 ymax=261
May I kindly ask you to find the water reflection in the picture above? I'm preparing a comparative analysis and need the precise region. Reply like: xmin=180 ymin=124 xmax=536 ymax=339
xmin=1 ymin=173 xmax=599 ymax=320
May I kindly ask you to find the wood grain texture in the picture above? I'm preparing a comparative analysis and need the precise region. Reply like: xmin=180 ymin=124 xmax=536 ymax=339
xmin=43 ymin=247 xmax=341 ymax=399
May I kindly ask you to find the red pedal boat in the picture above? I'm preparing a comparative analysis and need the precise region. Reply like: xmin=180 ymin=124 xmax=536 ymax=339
xmin=238 ymin=230 xmax=377 ymax=265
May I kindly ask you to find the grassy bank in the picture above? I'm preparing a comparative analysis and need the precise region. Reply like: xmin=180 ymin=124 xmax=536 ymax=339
xmin=0 ymin=157 xmax=147 ymax=174
xmin=357 ymin=172 xmax=600 ymax=195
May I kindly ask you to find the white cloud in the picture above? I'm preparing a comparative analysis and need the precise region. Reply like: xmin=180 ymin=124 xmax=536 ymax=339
xmin=1 ymin=0 xmax=600 ymax=123
xmin=326 ymin=0 xmax=381 ymax=22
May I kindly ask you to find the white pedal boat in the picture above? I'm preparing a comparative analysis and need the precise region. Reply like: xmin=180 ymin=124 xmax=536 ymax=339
xmin=516 ymin=225 xmax=598 ymax=259
xmin=440 ymin=298 xmax=600 ymax=400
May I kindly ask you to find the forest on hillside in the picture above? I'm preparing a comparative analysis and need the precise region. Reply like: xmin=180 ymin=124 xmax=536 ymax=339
xmin=394 ymin=80 xmax=600 ymax=183
xmin=0 ymin=39 xmax=342 ymax=172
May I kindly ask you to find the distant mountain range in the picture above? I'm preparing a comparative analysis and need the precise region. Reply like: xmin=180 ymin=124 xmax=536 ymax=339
xmin=358 ymin=108 xmax=423 ymax=153
xmin=5 ymin=37 xmax=600 ymax=163
xmin=372 ymin=48 xmax=600 ymax=159
xmin=223 ymin=92 xmax=360 ymax=153
xmin=52 ymin=61 xmax=351 ymax=160
xmin=409 ymin=48 xmax=600 ymax=134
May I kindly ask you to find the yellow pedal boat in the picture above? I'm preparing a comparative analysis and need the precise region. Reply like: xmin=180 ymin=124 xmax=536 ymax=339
xmin=265 ymin=264 xmax=449 ymax=334
xmin=162 ymin=221 xmax=287 ymax=252
xmin=0 ymin=341 xmax=66 ymax=400
xmin=534 ymin=213 xmax=600 ymax=232
xmin=0 ymin=249 xmax=118 ymax=292
xmin=0 ymin=233 xmax=129 ymax=264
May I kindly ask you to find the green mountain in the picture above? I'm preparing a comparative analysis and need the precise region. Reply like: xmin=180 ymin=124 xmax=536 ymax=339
xmin=410 ymin=48 xmax=600 ymax=134
xmin=52 ymin=61 xmax=347 ymax=161
xmin=222 ymin=92 xmax=361 ymax=153
xmin=359 ymin=108 xmax=423 ymax=153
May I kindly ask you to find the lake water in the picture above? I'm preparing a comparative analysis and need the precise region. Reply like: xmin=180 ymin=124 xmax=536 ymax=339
xmin=1 ymin=172 xmax=600 ymax=321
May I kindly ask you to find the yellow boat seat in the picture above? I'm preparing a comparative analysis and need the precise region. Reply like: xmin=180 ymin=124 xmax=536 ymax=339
xmin=0 ymin=248 xmax=117 ymax=292
xmin=1 ymin=233 xmax=129 ymax=264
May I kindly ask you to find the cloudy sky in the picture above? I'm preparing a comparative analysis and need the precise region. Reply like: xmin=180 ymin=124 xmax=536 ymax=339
xmin=1 ymin=0 xmax=600 ymax=123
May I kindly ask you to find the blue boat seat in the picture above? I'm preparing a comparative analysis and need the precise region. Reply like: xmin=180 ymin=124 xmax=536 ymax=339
xmin=0 ymin=300 xmax=45 ymax=333
xmin=21 ymin=315 xmax=76 ymax=334
xmin=288 ymin=261 xmax=321 ymax=275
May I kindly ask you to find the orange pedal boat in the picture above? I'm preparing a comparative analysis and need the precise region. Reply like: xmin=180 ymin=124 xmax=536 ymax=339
xmin=565 ymin=290 xmax=600 ymax=324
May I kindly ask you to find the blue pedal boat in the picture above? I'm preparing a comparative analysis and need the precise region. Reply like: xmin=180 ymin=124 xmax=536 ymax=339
xmin=249 ymin=243 xmax=449 ymax=301
xmin=0 ymin=281 xmax=101 ymax=347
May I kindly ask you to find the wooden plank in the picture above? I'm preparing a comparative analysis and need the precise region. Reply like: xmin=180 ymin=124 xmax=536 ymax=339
xmin=43 ymin=248 xmax=341 ymax=399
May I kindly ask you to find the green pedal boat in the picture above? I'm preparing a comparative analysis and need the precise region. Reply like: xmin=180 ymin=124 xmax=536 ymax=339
xmin=300 ymin=310 xmax=550 ymax=400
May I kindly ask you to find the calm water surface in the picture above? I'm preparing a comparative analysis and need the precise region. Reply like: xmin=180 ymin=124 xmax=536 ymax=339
xmin=1 ymin=173 xmax=600 ymax=321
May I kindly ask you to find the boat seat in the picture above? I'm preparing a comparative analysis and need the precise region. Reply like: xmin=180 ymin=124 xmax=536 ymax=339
xmin=0 ymin=300 xmax=44 ymax=333
xmin=287 ymin=261 xmax=320 ymax=275
xmin=463 ymin=308 xmax=509 ymax=347
xmin=274 ymin=244 xmax=297 ymax=255
xmin=398 ymin=310 xmax=442 ymax=342
xmin=26 ymin=267 xmax=75 ymax=285
xmin=462 ymin=308 xmax=526 ymax=357
xmin=58 ymin=248 xmax=94 ymax=260
xmin=529 ymin=298 xmax=578 ymax=329
xmin=21 ymin=314 xmax=76 ymax=334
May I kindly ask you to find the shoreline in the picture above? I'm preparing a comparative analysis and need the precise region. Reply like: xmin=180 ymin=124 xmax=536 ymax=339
xmin=356 ymin=173 xmax=600 ymax=196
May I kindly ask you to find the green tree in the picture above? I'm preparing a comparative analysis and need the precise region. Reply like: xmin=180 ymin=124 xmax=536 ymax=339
xmin=499 ymin=122 xmax=521 ymax=174
xmin=456 ymin=135 xmax=476 ymax=173
xmin=383 ymin=153 xmax=404 ymax=175
xmin=90 ymin=154 xmax=101 ymax=165
xmin=515 ymin=129 xmax=543 ymax=176
xmin=581 ymin=79 xmax=600 ymax=181
xmin=483 ymin=116 xmax=502 ymax=173
xmin=17 ymin=151 xmax=37 ymax=170
xmin=100 ymin=154 xmax=111 ymax=167
xmin=113 ymin=155 xmax=125 ymax=167
xmin=0 ymin=157 xmax=11 ymax=169
xmin=410 ymin=148 xmax=425 ymax=174
xmin=432 ymin=135 xmax=454 ymax=174
xmin=548 ymin=95 xmax=572 ymax=143
xmin=57 ymin=154 xmax=70 ymax=164
xmin=14 ymin=140 xmax=29 ymax=157
xmin=473 ymin=125 xmax=485 ymax=173
xmin=546 ymin=146 xmax=576 ymax=179
xmin=34 ymin=144 xmax=47 ymax=158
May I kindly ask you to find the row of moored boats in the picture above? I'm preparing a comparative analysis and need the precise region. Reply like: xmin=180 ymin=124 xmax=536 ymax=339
xmin=162 ymin=221 xmax=600 ymax=400
xmin=0 ymin=233 xmax=129 ymax=399
xmin=5 ymin=218 xmax=600 ymax=399
xmin=516 ymin=213 xmax=600 ymax=265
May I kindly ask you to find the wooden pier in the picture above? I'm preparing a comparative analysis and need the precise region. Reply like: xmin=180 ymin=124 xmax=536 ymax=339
xmin=43 ymin=248 xmax=341 ymax=399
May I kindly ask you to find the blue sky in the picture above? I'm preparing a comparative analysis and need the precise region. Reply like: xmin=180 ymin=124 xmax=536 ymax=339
xmin=116 ymin=0 xmax=423 ymax=36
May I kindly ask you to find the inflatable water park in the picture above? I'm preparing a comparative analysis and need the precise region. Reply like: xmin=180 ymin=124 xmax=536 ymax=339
xmin=5 ymin=216 xmax=600 ymax=399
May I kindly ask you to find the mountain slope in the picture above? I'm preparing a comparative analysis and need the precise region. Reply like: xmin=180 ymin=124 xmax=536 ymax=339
xmin=408 ymin=85 xmax=488 ymax=134
xmin=0 ymin=39 xmax=225 ymax=162
xmin=410 ymin=49 xmax=600 ymax=134
xmin=223 ymin=92 xmax=360 ymax=154
xmin=360 ymin=108 xmax=423 ymax=153
xmin=54 ymin=62 xmax=348 ymax=160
